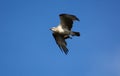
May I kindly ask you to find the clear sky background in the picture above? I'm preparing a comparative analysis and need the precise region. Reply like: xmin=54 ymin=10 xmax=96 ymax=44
xmin=0 ymin=0 xmax=120 ymax=76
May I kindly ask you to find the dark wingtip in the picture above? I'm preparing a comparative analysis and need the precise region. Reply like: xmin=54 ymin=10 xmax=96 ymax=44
xmin=76 ymin=18 xmax=80 ymax=21
xmin=63 ymin=47 xmax=69 ymax=55
xmin=58 ymin=44 xmax=69 ymax=55
xmin=59 ymin=13 xmax=67 ymax=16
xmin=59 ymin=13 xmax=80 ymax=21
xmin=64 ymin=49 xmax=69 ymax=55
xmin=59 ymin=48 xmax=68 ymax=55
xmin=61 ymin=46 xmax=69 ymax=55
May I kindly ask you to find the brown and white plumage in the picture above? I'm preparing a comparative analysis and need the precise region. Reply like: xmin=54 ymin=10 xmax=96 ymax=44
xmin=50 ymin=13 xmax=80 ymax=55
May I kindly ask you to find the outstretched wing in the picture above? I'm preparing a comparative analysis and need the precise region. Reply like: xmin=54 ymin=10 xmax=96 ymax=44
xmin=59 ymin=13 xmax=79 ymax=30
xmin=52 ymin=33 xmax=69 ymax=55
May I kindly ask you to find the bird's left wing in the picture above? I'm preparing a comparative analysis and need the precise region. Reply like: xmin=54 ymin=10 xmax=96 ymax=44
xmin=52 ymin=33 xmax=69 ymax=55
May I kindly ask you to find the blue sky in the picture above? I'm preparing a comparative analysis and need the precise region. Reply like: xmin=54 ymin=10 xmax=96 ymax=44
xmin=0 ymin=0 xmax=120 ymax=76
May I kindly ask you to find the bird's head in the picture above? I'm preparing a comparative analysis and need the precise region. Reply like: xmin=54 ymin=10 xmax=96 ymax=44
xmin=50 ymin=27 xmax=57 ymax=32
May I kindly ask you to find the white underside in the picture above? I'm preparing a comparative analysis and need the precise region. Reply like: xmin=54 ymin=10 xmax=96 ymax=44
xmin=57 ymin=25 xmax=64 ymax=32
xmin=57 ymin=25 xmax=70 ymax=34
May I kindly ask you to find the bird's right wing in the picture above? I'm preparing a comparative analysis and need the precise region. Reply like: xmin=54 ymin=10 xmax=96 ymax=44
xmin=52 ymin=33 xmax=69 ymax=55
xmin=59 ymin=13 xmax=80 ymax=30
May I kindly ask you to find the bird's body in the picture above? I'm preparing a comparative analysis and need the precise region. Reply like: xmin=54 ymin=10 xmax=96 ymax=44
xmin=52 ymin=24 xmax=70 ymax=34
xmin=50 ymin=13 xmax=80 ymax=55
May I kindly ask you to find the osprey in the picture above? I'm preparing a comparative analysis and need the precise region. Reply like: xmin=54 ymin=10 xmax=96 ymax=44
xmin=50 ymin=13 xmax=80 ymax=55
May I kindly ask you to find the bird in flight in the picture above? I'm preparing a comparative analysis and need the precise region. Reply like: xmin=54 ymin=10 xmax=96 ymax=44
xmin=50 ymin=13 xmax=80 ymax=55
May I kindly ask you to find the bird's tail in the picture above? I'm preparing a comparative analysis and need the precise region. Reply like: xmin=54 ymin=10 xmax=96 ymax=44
xmin=71 ymin=31 xmax=80 ymax=36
